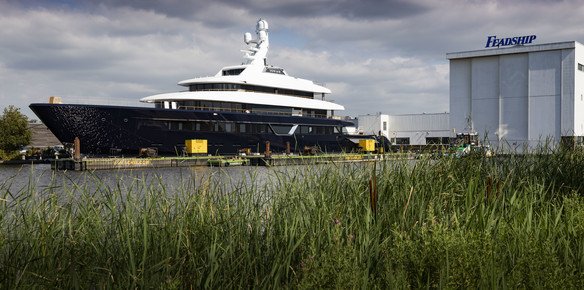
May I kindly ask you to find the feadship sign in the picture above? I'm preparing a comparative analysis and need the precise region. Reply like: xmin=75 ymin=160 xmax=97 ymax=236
xmin=485 ymin=35 xmax=536 ymax=48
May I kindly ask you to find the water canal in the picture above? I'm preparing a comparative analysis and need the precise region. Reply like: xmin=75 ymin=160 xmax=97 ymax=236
xmin=0 ymin=161 xmax=383 ymax=198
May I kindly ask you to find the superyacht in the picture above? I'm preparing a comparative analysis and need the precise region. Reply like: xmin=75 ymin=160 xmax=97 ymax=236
xmin=30 ymin=19 xmax=389 ymax=155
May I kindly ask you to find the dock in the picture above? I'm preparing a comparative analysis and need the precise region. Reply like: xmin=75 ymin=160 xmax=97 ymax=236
xmin=51 ymin=153 xmax=403 ymax=171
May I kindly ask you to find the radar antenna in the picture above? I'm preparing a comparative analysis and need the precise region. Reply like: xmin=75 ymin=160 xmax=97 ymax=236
xmin=241 ymin=19 xmax=269 ymax=65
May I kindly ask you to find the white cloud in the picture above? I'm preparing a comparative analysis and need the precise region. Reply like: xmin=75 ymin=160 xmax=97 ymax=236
xmin=1 ymin=0 xmax=584 ymax=121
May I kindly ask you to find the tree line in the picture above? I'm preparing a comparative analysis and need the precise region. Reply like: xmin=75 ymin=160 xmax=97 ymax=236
xmin=0 ymin=106 xmax=31 ymax=160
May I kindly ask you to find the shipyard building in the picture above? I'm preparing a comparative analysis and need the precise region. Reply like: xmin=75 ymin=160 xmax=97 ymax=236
xmin=357 ymin=113 xmax=451 ymax=146
xmin=447 ymin=41 xmax=584 ymax=151
xmin=357 ymin=40 xmax=584 ymax=151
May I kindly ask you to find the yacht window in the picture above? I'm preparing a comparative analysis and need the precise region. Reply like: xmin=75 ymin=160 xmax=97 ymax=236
xmin=300 ymin=126 xmax=313 ymax=134
xmin=199 ymin=121 xmax=212 ymax=132
xmin=182 ymin=122 xmax=193 ymax=131
xmin=188 ymin=83 xmax=313 ymax=98
xmin=222 ymin=68 xmax=244 ymax=76
xmin=168 ymin=121 xmax=181 ymax=130
xmin=250 ymin=124 xmax=268 ymax=134
xmin=270 ymin=124 xmax=294 ymax=135
xmin=225 ymin=123 xmax=233 ymax=133
xmin=259 ymin=124 xmax=268 ymax=133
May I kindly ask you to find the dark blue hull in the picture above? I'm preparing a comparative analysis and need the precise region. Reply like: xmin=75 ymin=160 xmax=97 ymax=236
xmin=29 ymin=103 xmax=388 ymax=156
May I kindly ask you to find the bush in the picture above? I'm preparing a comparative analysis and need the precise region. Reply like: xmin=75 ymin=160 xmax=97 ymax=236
xmin=0 ymin=149 xmax=22 ymax=161
xmin=0 ymin=105 xmax=31 ymax=159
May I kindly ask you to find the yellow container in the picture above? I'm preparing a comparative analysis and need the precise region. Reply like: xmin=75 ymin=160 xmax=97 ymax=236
xmin=185 ymin=139 xmax=207 ymax=154
xmin=359 ymin=139 xmax=375 ymax=152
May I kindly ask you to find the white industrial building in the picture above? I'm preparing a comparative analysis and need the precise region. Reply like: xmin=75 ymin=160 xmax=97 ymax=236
xmin=357 ymin=113 xmax=451 ymax=145
xmin=447 ymin=41 xmax=584 ymax=151
xmin=356 ymin=113 xmax=390 ymax=137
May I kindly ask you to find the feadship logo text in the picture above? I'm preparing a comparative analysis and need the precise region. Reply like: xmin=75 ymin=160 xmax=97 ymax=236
xmin=485 ymin=35 xmax=536 ymax=48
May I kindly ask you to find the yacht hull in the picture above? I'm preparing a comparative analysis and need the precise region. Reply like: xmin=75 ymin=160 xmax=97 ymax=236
xmin=30 ymin=103 xmax=386 ymax=156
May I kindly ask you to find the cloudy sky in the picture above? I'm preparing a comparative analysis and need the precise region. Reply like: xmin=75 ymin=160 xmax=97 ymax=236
xmin=1 ymin=0 xmax=583 ymax=120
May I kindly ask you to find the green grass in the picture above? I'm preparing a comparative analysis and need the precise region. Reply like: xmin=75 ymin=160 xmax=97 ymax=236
xmin=2 ymin=147 xmax=584 ymax=288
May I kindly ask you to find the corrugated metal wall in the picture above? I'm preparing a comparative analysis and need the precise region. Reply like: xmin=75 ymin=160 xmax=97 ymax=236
xmin=449 ymin=43 xmax=579 ymax=151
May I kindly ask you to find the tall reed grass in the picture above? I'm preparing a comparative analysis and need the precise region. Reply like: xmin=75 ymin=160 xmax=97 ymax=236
xmin=2 ymin=147 xmax=584 ymax=288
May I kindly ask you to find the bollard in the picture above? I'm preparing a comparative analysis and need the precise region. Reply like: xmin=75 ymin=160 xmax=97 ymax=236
xmin=265 ymin=141 xmax=271 ymax=158
xmin=286 ymin=141 xmax=290 ymax=155
xmin=74 ymin=137 xmax=81 ymax=160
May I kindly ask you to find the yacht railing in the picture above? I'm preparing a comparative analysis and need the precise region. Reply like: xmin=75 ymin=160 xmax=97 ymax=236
xmin=178 ymin=105 xmax=339 ymax=119
xmin=180 ymin=89 xmax=336 ymax=102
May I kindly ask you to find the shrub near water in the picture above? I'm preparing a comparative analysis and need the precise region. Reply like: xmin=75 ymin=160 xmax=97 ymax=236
xmin=1 ymin=150 xmax=584 ymax=288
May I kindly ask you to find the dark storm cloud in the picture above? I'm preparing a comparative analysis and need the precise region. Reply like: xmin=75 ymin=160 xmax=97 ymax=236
xmin=16 ymin=0 xmax=428 ymax=20
xmin=333 ymin=0 xmax=427 ymax=19
xmin=224 ymin=0 xmax=428 ymax=20
xmin=3 ymin=0 xmax=584 ymax=120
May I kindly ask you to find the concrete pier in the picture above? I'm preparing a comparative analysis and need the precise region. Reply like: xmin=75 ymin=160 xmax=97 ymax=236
xmin=51 ymin=153 xmax=405 ymax=171
xmin=52 ymin=156 xmax=221 ymax=171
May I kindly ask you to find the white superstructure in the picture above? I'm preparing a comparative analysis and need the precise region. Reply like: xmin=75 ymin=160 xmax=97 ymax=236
xmin=140 ymin=19 xmax=344 ymax=114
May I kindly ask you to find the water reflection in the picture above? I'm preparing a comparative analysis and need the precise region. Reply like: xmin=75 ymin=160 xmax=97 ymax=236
xmin=0 ymin=161 xmax=390 ymax=199
xmin=0 ymin=164 xmax=267 ymax=194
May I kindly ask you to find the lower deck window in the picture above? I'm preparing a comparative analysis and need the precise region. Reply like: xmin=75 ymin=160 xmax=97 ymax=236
xmin=299 ymin=125 xmax=335 ymax=135
xmin=160 ymin=120 xmax=339 ymax=135
xmin=270 ymin=124 xmax=294 ymax=135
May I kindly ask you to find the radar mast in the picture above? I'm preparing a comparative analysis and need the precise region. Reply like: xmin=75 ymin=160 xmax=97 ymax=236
xmin=242 ymin=19 xmax=269 ymax=65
